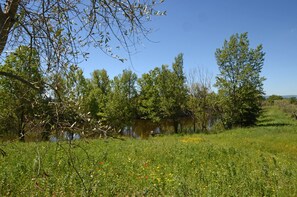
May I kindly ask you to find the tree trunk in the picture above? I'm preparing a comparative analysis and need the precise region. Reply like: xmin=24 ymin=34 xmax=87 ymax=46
xmin=193 ymin=117 xmax=196 ymax=133
xmin=19 ymin=111 xmax=25 ymax=142
xmin=173 ymin=120 xmax=179 ymax=134
xmin=0 ymin=0 xmax=21 ymax=55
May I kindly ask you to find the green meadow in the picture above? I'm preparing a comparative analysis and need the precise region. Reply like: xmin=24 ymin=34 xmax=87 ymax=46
xmin=1 ymin=106 xmax=297 ymax=196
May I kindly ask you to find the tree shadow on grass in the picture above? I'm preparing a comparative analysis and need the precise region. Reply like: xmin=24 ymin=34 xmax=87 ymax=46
xmin=257 ymin=118 xmax=273 ymax=124
xmin=257 ymin=108 xmax=294 ymax=127
xmin=257 ymin=116 xmax=292 ymax=127
xmin=257 ymin=123 xmax=292 ymax=127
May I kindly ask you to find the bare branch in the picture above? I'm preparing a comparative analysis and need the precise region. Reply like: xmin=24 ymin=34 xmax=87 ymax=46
xmin=1 ymin=0 xmax=164 ymax=70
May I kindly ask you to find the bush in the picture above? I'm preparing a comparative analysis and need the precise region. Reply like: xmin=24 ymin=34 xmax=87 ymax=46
xmin=274 ymin=99 xmax=297 ymax=118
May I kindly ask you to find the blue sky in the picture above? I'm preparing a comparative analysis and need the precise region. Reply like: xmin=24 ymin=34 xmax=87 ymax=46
xmin=80 ymin=0 xmax=297 ymax=96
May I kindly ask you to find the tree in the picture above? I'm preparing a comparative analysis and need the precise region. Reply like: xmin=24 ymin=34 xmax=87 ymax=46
xmin=0 ymin=46 xmax=44 ymax=141
xmin=187 ymin=68 xmax=215 ymax=132
xmin=42 ymin=67 xmax=116 ymax=140
xmin=267 ymin=95 xmax=283 ymax=104
xmin=0 ymin=0 xmax=165 ymax=140
xmin=215 ymin=32 xmax=265 ymax=128
xmin=138 ymin=53 xmax=188 ymax=132
xmin=160 ymin=53 xmax=188 ymax=132
xmin=86 ymin=69 xmax=111 ymax=120
xmin=104 ymin=69 xmax=138 ymax=130
xmin=67 ymin=68 xmax=90 ymax=109
xmin=138 ymin=67 xmax=162 ymax=122
xmin=290 ymin=97 xmax=297 ymax=105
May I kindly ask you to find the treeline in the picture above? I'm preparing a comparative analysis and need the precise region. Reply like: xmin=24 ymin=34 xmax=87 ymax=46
xmin=0 ymin=33 xmax=266 ymax=141
xmin=265 ymin=95 xmax=297 ymax=119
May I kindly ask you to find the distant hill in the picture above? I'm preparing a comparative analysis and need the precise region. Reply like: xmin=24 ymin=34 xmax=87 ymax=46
xmin=282 ymin=95 xmax=297 ymax=99
xmin=264 ymin=95 xmax=297 ymax=99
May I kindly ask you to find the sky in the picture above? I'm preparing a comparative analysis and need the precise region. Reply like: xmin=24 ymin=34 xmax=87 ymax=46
xmin=80 ymin=0 xmax=297 ymax=96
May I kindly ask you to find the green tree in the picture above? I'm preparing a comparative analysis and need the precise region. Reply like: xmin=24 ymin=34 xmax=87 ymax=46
xmin=43 ymin=67 xmax=113 ymax=139
xmin=138 ymin=68 xmax=162 ymax=122
xmin=290 ymin=97 xmax=297 ymax=105
xmin=86 ymin=69 xmax=111 ymax=120
xmin=63 ymin=67 xmax=91 ymax=113
xmin=138 ymin=54 xmax=188 ymax=132
xmin=157 ymin=54 xmax=188 ymax=132
xmin=267 ymin=95 xmax=283 ymax=104
xmin=104 ymin=70 xmax=138 ymax=130
xmin=74 ymin=69 xmax=92 ymax=114
xmin=215 ymin=32 xmax=265 ymax=128
xmin=0 ymin=1 xmax=165 ymax=141
xmin=0 ymin=46 xmax=44 ymax=141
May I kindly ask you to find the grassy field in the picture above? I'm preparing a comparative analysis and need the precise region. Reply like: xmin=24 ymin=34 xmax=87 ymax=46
xmin=1 ymin=106 xmax=297 ymax=196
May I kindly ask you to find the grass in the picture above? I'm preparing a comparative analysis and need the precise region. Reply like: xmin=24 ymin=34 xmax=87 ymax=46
xmin=1 ymin=106 xmax=297 ymax=196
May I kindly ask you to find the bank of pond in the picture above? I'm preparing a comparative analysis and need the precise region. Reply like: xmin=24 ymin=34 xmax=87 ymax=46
xmin=1 ymin=117 xmax=217 ymax=142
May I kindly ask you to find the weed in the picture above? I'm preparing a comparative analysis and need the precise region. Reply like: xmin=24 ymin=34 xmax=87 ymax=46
xmin=0 ymin=106 xmax=297 ymax=196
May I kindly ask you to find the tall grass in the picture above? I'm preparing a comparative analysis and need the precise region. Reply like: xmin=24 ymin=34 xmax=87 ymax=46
xmin=0 ymin=106 xmax=297 ymax=196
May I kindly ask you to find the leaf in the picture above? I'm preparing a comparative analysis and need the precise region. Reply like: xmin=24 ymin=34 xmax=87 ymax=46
xmin=55 ymin=28 xmax=63 ymax=38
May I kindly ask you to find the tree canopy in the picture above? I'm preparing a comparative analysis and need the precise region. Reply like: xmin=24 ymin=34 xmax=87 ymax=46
xmin=0 ymin=33 xmax=270 ymax=141
xmin=215 ymin=32 xmax=265 ymax=128
xmin=0 ymin=0 xmax=165 ymax=140
xmin=138 ymin=53 xmax=188 ymax=132
xmin=0 ymin=46 xmax=44 ymax=140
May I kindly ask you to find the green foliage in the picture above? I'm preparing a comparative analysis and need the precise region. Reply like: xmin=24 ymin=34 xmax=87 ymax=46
xmin=290 ymin=97 xmax=297 ymax=105
xmin=104 ymin=70 xmax=138 ymax=130
xmin=0 ymin=52 xmax=195 ymax=140
xmin=187 ymin=90 xmax=219 ymax=132
xmin=1 ymin=107 xmax=297 ymax=196
xmin=138 ymin=53 xmax=188 ymax=132
xmin=273 ymin=99 xmax=297 ymax=119
xmin=267 ymin=95 xmax=283 ymax=104
xmin=0 ymin=46 xmax=44 ymax=140
xmin=215 ymin=32 xmax=265 ymax=128
xmin=138 ymin=67 xmax=162 ymax=122
xmin=86 ymin=69 xmax=110 ymax=119
xmin=166 ymin=54 xmax=188 ymax=123
xmin=187 ymin=68 xmax=219 ymax=132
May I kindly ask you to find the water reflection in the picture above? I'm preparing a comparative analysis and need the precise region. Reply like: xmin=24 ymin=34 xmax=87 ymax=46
xmin=130 ymin=117 xmax=197 ymax=139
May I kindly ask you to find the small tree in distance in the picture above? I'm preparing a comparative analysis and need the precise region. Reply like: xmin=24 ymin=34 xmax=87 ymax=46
xmin=187 ymin=68 xmax=216 ymax=132
xmin=215 ymin=32 xmax=265 ymax=128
